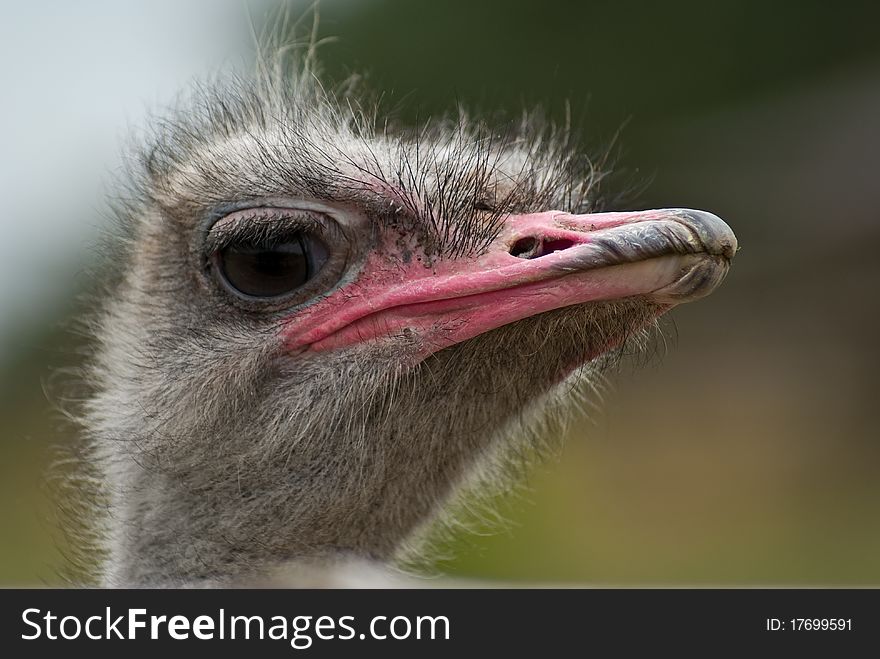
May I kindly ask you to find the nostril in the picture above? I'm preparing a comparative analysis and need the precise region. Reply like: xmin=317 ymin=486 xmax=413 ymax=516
xmin=509 ymin=236 xmax=577 ymax=259
xmin=541 ymin=238 xmax=576 ymax=254
xmin=509 ymin=237 xmax=540 ymax=259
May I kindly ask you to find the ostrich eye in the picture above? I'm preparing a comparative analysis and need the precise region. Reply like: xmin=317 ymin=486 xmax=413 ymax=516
xmin=216 ymin=233 xmax=329 ymax=299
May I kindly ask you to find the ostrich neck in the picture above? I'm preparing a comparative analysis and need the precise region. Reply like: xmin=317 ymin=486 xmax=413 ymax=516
xmin=94 ymin=301 xmax=637 ymax=586
xmin=103 ymin=419 xmax=508 ymax=586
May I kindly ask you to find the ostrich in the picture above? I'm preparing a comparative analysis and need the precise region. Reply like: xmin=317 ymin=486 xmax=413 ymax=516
xmin=70 ymin=42 xmax=737 ymax=587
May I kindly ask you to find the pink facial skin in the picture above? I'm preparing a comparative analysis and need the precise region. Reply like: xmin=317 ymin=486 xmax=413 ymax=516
xmin=281 ymin=209 xmax=732 ymax=363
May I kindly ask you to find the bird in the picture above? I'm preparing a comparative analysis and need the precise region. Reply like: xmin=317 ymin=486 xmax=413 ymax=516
xmin=66 ymin=33 xmax=737 ymax=587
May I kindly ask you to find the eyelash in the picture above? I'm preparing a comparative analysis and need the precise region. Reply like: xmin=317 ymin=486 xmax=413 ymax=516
xmin=205 ymin=210 xmax=327 ymax=255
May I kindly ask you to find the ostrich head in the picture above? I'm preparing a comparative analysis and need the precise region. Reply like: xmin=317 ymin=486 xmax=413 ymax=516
xmin=79 ymin=51 xmax=736 ymax=586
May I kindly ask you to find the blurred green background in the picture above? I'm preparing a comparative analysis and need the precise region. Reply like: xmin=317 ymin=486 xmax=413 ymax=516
xmin=2 ymin=0 xmax=879 ymax=585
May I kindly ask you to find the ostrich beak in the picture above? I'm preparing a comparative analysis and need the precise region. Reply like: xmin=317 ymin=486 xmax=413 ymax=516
xmin=283 ymin=208 xmax=736 ymax=359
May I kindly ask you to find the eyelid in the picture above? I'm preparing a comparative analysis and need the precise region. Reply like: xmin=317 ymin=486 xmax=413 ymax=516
xmin=205 ymin=208 xmax=329 ymax=254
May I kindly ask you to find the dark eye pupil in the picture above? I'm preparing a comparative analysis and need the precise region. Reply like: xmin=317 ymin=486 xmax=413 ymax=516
xmin=217 ymin=235 xmax=325 ymax=298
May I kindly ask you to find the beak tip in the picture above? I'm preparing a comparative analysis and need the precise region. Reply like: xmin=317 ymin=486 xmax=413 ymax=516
xmin=672 ymin=208 xmax=738 ymax=260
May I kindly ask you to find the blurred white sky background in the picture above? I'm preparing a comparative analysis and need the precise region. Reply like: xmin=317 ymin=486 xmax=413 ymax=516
xmin=0 ymin=0 xmax=289 ymax=364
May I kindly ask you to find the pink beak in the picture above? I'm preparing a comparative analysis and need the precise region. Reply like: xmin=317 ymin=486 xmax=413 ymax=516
xmin=282 ymin=208 xmax=736 ymax=360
